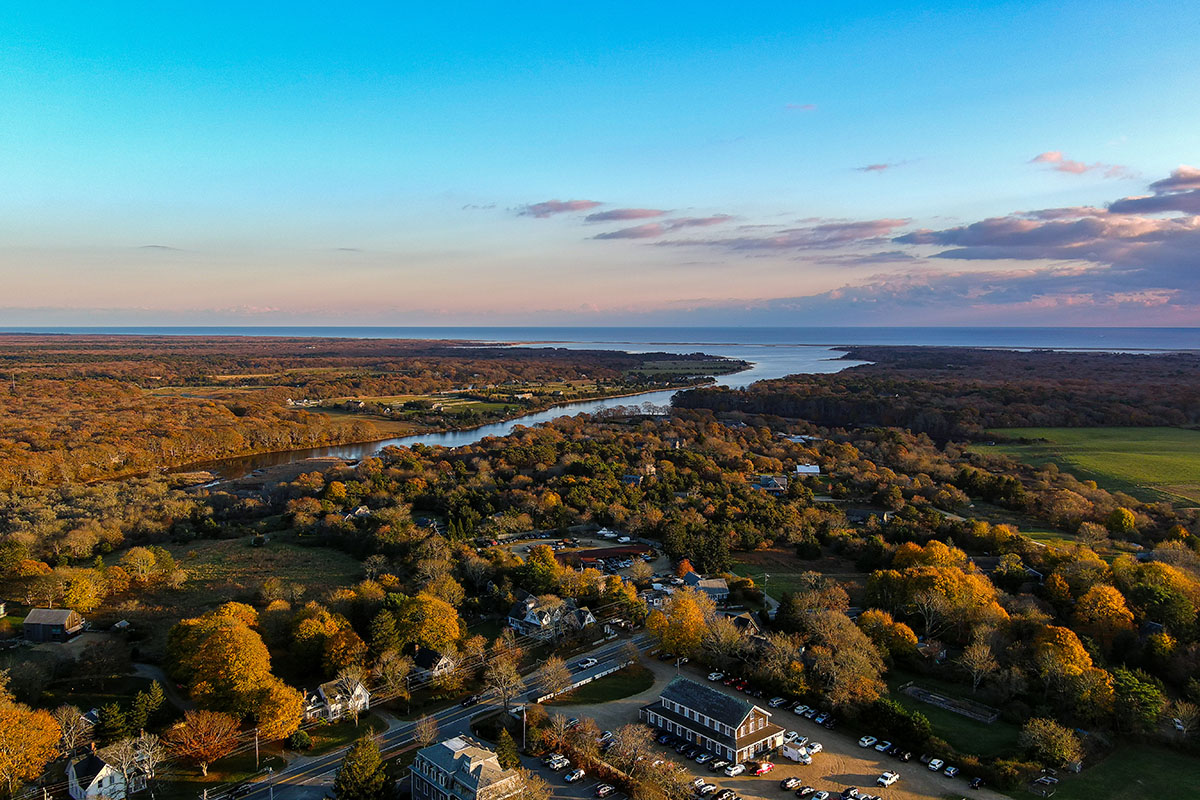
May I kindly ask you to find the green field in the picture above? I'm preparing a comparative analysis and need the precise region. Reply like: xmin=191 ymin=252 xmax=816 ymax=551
xmin=888 ymin=670 xmax=1019 ymax=759
xmin=977 ymin=427 xmax=1200 ymax=505
xmin=1014 ymin=743 xmax=1200 ymax=800
xmin=546 ymin=664 xmax=655 ymax=705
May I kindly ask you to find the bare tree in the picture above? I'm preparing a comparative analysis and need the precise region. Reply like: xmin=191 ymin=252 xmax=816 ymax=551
xmin=483 ymin=658 xmax=525 ymax=714
xmin=334 ymin=665 xmax=370 ymax=726
xmin=535 ymin=656 xmax=573 ymax=699
xmin=607 ymin=724 xmax=654 ymax=778
xmin=373 ymin=650 xmax=412 ymax=711
xmin=910 ymin=590 xmax=950 ymax=638
xmin=414 ymin=714 xmax=439 ymax=748
xmin=1169 ymin=700 xmax=1200 ymax=738
xmin=958 ymin=640 xmax=999 ymax=692
xmin=136 ymin=732 xmax=168 ymax=800
xmin=703 ymin=616 xmax=749 ymax=669
xmin=102 ymin=739 xmax=142 ymax=797
xmin=53 ymin=705 xmax=89 ymax=758
xmin=543 ymin=714 xmax=571 ymax=753
xmin=512 ymin=768 xmax=552 ymax=800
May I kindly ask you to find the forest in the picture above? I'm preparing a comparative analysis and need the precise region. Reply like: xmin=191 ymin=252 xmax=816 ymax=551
xmin=2 ymin=344 xmax=1199 ymax=799
xmin=0 ymin=335 xmax=742 ymax=490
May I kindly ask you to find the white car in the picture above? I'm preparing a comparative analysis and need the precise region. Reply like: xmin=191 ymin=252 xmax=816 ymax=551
xmin=549 ymin=758 xmax=571 ymax=771
xmin=806 ymin=742 xmax=823 ymax=754
xmin=813 ymin=793 xmax=829 ymax=800
xmin=858 ymin=736 xmax=878 ymax=748
xmin=783 ymin=731 xmax=801 ymax=744
xmin=578 ymin=657 xmax=598 ymax=669
xmin=793 ymin=704 xmax=809 ymax=715
xmin=724 ymin=763 xmax=746 ymax=777
xmin=708 ymin=672 xmax=725 ymax=681
xmin=618 ymin=536 xmax=631 ymax=543
xmin=927 ymin=759 xmax=944 ymax=772
xmin=768 ymin=697 xmax=788 ymax=708
xmin=877 ymin=772 xmax=899 ymax=788
xmin=565 ymin=769 xmax=586 ymax=783
xmin=698 ymin=784 xmax=718 ymax=795
xmin=874 ymin=740 xmax=892 ymax=752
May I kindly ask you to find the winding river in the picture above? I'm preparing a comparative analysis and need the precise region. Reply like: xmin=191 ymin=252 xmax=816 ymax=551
xmin=188 ymin=342 xmax=866 ymax=480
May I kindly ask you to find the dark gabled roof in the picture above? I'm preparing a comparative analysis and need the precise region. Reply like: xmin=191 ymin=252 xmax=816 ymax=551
xmin=71 ymin=754 xmax=108 ymax=789
xmin=413 ymin=647 xmax=450 ymax=670
xmin=659 ymin=676 xmax=757 ymax=727
xmin=25 ymin=608 xmax=78 ymax=626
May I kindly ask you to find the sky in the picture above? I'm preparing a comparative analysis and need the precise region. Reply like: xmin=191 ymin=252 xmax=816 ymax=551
xmin=1 ymin=1 xmax=1198 ymax=326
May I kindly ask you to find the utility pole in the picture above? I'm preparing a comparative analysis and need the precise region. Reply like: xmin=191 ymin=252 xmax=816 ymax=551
xmin=254 ymin=728 xmax=260 ymax=770
xmin=522 ymin=706 xmax=527 ymax=750
xmin=267 ymin=768 xmax=274 ymax=800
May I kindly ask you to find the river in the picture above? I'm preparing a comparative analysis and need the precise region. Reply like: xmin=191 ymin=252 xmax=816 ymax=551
xmin=186 ymin=342 xmax=866 ymax=480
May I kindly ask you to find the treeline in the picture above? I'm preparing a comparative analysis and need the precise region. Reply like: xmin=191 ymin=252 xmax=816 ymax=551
xmin=674 ymin=347 xmax=1200 ymax=439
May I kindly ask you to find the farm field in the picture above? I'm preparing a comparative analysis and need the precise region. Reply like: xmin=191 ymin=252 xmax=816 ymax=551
xmin=976 ymin=427 xmax=1200 ymax=505
xmin=1013 ymin=743 xmax=1198 ymax=800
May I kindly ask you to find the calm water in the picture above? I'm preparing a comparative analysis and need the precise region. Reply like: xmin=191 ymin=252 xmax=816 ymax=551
xmin=185 ymin=342 xmax=863 ymax=479
xmin=5 ymin=325 xmax=1198 ymax=351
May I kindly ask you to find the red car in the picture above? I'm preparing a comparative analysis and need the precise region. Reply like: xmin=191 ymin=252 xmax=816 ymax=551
xmin=734 ymin=680 xmax=749 ymax=691
xmin=754 ymin=763 xmax=775 ymax=776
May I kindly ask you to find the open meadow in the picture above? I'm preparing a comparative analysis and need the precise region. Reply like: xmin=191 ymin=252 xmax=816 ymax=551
xmin=977 ymin=427 xmax=1200 ymax=505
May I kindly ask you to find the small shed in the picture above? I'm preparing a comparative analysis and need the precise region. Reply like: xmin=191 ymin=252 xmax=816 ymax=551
xmin=24 ymin=608 xmax=85 ymax=643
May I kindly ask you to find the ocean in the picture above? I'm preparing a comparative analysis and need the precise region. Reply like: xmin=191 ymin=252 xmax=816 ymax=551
xmin=2 ymin=326 xmax=1197 ymax=351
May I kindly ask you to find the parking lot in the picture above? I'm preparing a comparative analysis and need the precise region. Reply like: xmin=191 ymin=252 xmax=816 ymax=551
xmin=542 ymin=654 xmax=1010 ymax=800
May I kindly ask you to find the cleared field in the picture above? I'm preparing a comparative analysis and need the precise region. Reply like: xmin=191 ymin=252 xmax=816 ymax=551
xmin=977 ymin=427 xmax=1200 ymax=505
xmin=1017 ymin=743 xmax=1200 ymax=800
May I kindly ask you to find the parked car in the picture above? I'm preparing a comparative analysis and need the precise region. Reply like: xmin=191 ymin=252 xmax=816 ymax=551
xmin=656 ymin=733 xmax=673 ymax=745
xmin=897 ymin=751 xmax=912 ymax=762
xmin=708 ymin=672 xmax=725 ymax=681
xmin=660 ymin=652 xmax=676 ymax=662
xmin=542 ymin=753 xmax=564 ymax=765
xmin=783 ymin=731 xmax=801 ymax=744
xmin=943 ymin=766 xmax=959 ymax=778
xmin=565 ymin=769 xmax=586 ymax=783
xmin=714 ymin=791 xmax=734 ymax=800
xmin=709 ymin=760 xmax=731 ymax=772
xmin=599 ymin=730 xmax=615 ymax=743
xmin=883 ymin=744 xmax=900 ymax=757
xmin=754 ymin=762 xmax=775 ymax=776
xmin=724 ymin=764 xmax=747 ymax=777
xmin=698 ymin=784 xmax=718 ymax=795
xmin=780 ymin=778 xmax=802 ymax=791
xmin=549 ymin=758 xmax=571 ymax=771
xmin=876 ymin=772 xmax=899 ymax=788
xmin=566 ymin=718 xmax=581 ymax=728
xmin=684 ymin=746 xmax=701 ymax=759
xmin=696 ymin=754 xmax=714 ymax=765
xmin=676 ymin=742 xmax=692 ymax=754
xmin=692 ymin=778 xmax=708 ymax=789
xmin=927 ymin=759 xmax=944 ymax=772
xmin=874 ymin=741 xmax=891 ymax=753
xmin=596 ymin=785 xmax=616 ymax=798
xmin=802 ymin=708 xmax=817 ymax=719
xmin=578 ymin=658 xmax=598 ymax=669
xmin=814 ymin=712 xmax=828 ymax=724
xmin=768 ymin=697 xmax=788 ymax=708
xmin=806 ymin=742 xmax=823 ymax=754
xmin=723 ymin=676 xmax=738 ymax=686
xmin=795 ymin=787 xmax=815 ymax=798
xmin=968 ymin=777 xmax=984 ymax=790
xmin=793 ymin=704 xmax=809 ymax=715
xmin=812 ymin=792 xmax=829 ymax=800
xmin=858 ymin=736 xmax=878 ymax=748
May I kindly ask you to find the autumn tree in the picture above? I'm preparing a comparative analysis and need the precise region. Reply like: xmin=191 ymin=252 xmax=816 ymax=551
xmin=1019 ymin=718 xmax=1083 ymax=767
xmin=167 ymin=603 xmax=276 ymax=715
xmin=511 ymin=768 xmax=552 ymax=800
xmin=1073 ymin=584 xmax=1135 ymax=649
xmin=0 ymin=679 xmax=60 ymax=799
xmin=254 ymin=678 xmax=305 ymax=740
xmin=645 ymin=588 xmax=711 ymax=657
xmin=332 ymin=735 xmax=392 ymax=800
xmin=856 ymin=609 xmax=917 ymax=661
xmin=414 ymin=715 xmax=439 ymax=748
xmin=164 ymin=710 xmax=240 ymax=776
xmin=372 ymin=651 xmax=412 ymax=710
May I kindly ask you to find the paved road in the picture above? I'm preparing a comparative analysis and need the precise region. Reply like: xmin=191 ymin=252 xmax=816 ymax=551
xmin=229 ymin=635 xmax=650 ymax=800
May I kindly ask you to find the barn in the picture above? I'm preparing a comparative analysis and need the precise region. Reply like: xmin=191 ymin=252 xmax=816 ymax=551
xmin=23 ymin=608 xmax=85 ymax=643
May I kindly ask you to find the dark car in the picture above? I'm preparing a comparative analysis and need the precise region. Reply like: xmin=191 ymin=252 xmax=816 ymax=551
xmin=821 ymin=717 xmax=837 ymax=729
xmin=884 ymin=744 xmax=901 ymax=757
xmin=656 ymin=733 xmax=674 ymax=745
xmin=795 ymin=788 xmax=815 ymax=799
xmin=659 ymin=652 xmax=676 ymax=662
xmin=675 ymin=742 xmax=691 ymax=754
xmin=897 ymin=751 xmax=912 ymax=763
xmin=684 ymin=746 xmax=701 ymax=759
xmin=461 ymin=694 xmax=481 ymax=707
xmin=229 ymin=785 xmax=253 ymax=799
xmin=780 ymin=778 xmax=802 ymax=791
xmin=969 ymin=777 xmax=984 ymax=790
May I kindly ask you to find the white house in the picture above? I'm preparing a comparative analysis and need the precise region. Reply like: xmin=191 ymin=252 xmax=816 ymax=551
xmin=507 ymin=593 xmax=596 ymax=640
xmin=794 ymin=464 xmax=821 ymax=475
xmin=304 ymin=678 xmax=370 ymax=721
xmin=68 ymin=751 xmax=145 ymax=800
xmin=413 ymin=647 xmax=458 ymax=682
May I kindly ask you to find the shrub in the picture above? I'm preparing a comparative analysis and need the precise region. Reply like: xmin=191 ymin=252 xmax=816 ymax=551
xmin=288 ymin=730 xmax=312 ymax=750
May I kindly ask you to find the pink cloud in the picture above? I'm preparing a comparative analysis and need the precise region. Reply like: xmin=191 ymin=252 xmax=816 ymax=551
xmin=658 ymin=218 xmax=910 ymax=250
xmin=517 ymin=199 xmax=603 ymax=218
xmin=855 ymin=162 xmax=907 ymax=173
xmin=1148 ymin=165 xmax=1200 ymax=193
xmin=1029 ymin=151 xmax=1133 ymax=179
xmin=786 ymin=103 xmax=817 ymax=111
xmin=584 ymin=208 xmax=668 ymax=222
xmin=592 ymin=215 xmax=735 ymax=240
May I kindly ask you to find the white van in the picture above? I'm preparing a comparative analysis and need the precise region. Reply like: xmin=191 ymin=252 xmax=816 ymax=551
xmin=781 ymin=744 xmax=812 ymax=764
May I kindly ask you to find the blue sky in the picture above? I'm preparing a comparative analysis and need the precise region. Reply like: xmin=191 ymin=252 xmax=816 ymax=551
xmin=2 ymin=1 xmax=1198 ymax=325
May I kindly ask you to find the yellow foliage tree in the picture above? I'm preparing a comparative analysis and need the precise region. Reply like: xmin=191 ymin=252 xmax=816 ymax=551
xmin=253 ymin=678 xmax=304 ymax=741
xmin=1073 ymin=584 xmax=1135 ymax=648
xmin=0 ymin=694 xmax=60 ymax=798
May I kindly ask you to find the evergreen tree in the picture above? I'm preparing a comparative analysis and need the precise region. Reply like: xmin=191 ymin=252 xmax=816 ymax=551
xmin=332 ymin=736 xmax=392 ymax=800
xmin=96 ymin=702 xmax=129 ymax=745
xmin=496 ymin=728 xmax=520 ymax=769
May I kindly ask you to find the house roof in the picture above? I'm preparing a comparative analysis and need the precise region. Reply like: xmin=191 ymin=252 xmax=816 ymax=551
xmin=659 ymin=676 xmax=758 ymax=727
xmin=71 ymin=754 xmax=109 ymax=790
xmin=25 ymin=608 xmax=78 ymax=626
xmin=417 ymin=736 xmax=518 ymax=795
xmin=318 ymin=678 xmax=366 ymax=703
xmin=413 ymin=647 xmax=450 ymax=670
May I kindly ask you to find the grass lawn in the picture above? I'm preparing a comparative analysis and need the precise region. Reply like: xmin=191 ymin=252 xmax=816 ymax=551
xmin=42 ymin=675 xmax=156 ymax=714
xmin=887 ymin=670 xmax=1019 ymax=759
xmin=546 ymin=664 xmax=655 ymax=705
xmin=734 ymin=549 xmax=869 ymax=604
xmin=307 ymin=712 xmax=388 ymax=754
xmin=156 ymin=749 xmax=288 ymax=800
xmin=1012 ymin=743 xmax=1200 ymax=800
xmin=118 ymin=537 xmax=364 ymax=661
xmin=975 ymin=426 xmax=1200 ymax=505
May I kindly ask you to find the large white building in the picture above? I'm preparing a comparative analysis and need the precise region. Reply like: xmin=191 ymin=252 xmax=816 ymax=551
xmin=640 ymin=677 xmax=783 ymax=763
xmin=410 ymin=737 xmax=522 ymax=800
